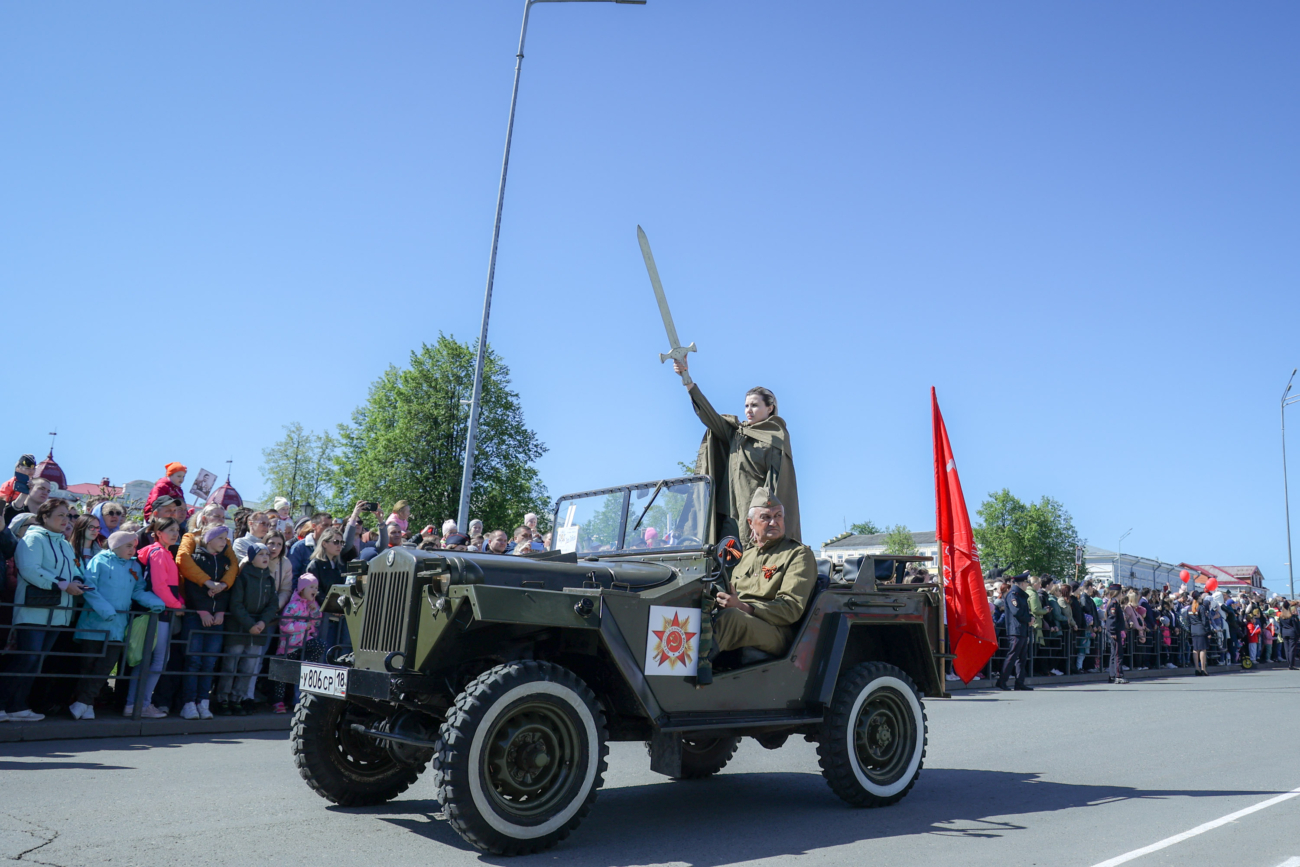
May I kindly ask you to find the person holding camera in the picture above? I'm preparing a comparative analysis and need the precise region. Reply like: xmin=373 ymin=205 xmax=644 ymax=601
xmin=343 ymin=500 xmax=382 ymax=561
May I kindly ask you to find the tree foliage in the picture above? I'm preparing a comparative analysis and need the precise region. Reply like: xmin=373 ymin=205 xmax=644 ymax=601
xmin=883 ymin=524 xmax=918 ymax=556
xmin=973 ymin=488 xmax=1083 ymax=578
xmin=850 ymin=519 xmax=883 ymax=536
xmin=260 ymin=423 xmax=338 ymax=515
xmin=328 ymin=336 xmax=549 ymax=534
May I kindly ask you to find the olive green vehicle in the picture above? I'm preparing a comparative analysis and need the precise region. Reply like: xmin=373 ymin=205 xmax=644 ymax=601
xmin=270 ymin=474 xmax=947 ymax=856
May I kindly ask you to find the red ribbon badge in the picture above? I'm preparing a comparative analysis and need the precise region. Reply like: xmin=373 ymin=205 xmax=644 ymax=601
xmin=762 ymin=565 xmax=776 ymax=581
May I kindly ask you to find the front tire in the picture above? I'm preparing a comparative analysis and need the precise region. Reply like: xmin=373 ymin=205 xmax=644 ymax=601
xmin=818 ymin=662 xmax=926 ymax=807
xmin=434 ymin=661 xmax=607 ymax=855
xmin=291 ymin=692 xmax=424 ymax=807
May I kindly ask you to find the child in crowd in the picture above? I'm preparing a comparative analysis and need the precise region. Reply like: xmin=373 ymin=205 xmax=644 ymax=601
xmin=386 ymin=501 xmax=410 ymax=536
xmin=125 ymin=518 xmax=186 ymax=717
xmin=1246 ymin=620 xmax=1261 ymax=663
xmin=71 ymin=532 xmax=164 ymax=720
xmin=271 ymin=575 xmax=322 ymax=714
xmin=270 ymin=498 xmax=293 ymax=536
xmin=215 ymin=542 xmax=279 ymax=716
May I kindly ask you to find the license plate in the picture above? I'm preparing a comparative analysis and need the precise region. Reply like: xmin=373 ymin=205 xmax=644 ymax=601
xmin=299 ymin=663 xmax=348 ymax=698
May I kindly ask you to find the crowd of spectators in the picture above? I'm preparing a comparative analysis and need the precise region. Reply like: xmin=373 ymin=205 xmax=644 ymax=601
xmin=0 ymin=455 xmax=553 ymax=724
xmin=980 ymin=572 xmax=1300 ymax=686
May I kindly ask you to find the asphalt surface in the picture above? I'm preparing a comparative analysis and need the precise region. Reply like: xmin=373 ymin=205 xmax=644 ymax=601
xmin=4 ymin=668 xmax=1300 ymax=867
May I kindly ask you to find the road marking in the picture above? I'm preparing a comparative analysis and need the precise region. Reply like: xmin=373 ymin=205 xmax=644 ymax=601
xmin=1273 ymin=859 xmax=1300 ymax=867
xmin=1089 ymin=787 xmax=1300 ymax=867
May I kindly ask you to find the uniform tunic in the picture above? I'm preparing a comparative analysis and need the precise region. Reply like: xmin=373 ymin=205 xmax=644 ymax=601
xmin=714 ymin=535 xmax=817 ymax=655
xmin=688 ymin=384 xmax=801 ymax=545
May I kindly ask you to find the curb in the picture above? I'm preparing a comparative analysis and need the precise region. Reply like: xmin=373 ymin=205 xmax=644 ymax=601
xmin=947 ymin=661 xmax=1294 ymax=692
xmin=0 ymin=711 xmax=292 ymax=743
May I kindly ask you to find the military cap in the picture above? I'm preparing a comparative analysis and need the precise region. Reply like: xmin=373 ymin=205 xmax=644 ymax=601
xmin=749 ymin=487 xmax=783 ymax=511
xmin=1010 ymin=571 xmax=1030 ymax=583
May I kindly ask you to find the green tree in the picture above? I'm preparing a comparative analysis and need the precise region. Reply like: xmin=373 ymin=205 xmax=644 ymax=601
xmin=260 ymin=422 xmax=337 ymax=515
xmin=329 ymin=335 xmax=549 ymax=534
xmin=883 ymin=524 xmax=918 ymax=555
xmin=974 ymin=488 xmax=1083 ymax=577
xmin=850 ymin=519 xmax=883 ymax=536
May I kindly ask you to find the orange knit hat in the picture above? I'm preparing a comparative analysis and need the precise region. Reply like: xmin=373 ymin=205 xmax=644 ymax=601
xmin=165 ymin=462 xmax=187 ymax=476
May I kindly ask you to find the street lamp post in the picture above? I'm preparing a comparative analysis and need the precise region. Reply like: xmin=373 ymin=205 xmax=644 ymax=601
xmin=1283 ymin=369 xmax=1298 ymax=599
xmin=1116 ymin=528 xmax=1132 ymax=587
xmin=457 ymin=0 xmax=645 ymax=531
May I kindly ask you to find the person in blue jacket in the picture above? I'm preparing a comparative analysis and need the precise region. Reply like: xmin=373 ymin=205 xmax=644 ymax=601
xmin=69 ymin=531 xmax=164 ymax=721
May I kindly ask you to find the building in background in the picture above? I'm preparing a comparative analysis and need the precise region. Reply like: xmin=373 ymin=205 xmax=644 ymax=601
xmin=1177 ymin=563 xmax=1265 ymax=593
xmin=820 ymin=530 xmax=940 ymax=566
xmin=1083 ymin=546 xmax=1184 ymax=590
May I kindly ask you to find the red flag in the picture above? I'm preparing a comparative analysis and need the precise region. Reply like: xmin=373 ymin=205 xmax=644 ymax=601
xmin=932 ymin=388 xmax=997 ymax=683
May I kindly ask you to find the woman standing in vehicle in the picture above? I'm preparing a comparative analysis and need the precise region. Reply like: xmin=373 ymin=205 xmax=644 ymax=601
xmin=671 ymin=357 xmax=800 ymax=545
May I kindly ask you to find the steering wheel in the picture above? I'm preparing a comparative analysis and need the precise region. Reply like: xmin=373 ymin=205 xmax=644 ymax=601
xmin=676 ymin=535 xmax=703 ymax=547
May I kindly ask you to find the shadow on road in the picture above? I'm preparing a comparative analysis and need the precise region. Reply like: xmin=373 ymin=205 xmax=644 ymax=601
xmin=0 ymin=730 xmax=283 ymax=758
xmin=350 ymin=768 xmax=1286 ymax=865
xmin=0 ymin=759 xmax=135 ymax=771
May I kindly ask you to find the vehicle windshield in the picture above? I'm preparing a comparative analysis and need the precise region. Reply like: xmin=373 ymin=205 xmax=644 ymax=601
xmin=552 ymin=475 xmax=710 ymax=555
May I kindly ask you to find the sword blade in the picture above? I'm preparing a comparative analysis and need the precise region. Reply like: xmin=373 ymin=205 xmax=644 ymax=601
xmin=637 ymin=225 xmax=683 ymax=350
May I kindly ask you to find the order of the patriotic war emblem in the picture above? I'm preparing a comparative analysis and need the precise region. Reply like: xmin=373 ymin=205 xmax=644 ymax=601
xmin=644 ymin=606 xmax=700 ymax=676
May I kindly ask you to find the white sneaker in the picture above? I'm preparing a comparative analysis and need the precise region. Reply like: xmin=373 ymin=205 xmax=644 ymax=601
xmin=179 ymin=702 xmax=200 ymax=720
xmin=198 ymin=700 xmax=213 ymax=720
xmin=8 ymin=709 xmax=44 ymax=722
xmin=945 ymin=673 xmax=960 ymax=681
xmin=140 ymin=704 xmax=167 ymax=720
xmin=122 ymin=705 xmax=135 ymax=718
xmin=69 ymin=701 xmax=91 ymax=720
xmin=0 ymin=711 xmax=7 ymax=722
xmin=1050 ymin=669 xmax=1064 ymax=676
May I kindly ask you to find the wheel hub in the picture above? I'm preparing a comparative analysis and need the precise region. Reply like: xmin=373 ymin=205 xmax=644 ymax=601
xmin=485 ymin=704 xmax=580 ymax=820
xmin=852 ymin=688 xmax=913 ymax=785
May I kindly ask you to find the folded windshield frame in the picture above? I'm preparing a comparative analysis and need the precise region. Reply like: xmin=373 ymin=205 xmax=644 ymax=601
xmin=551 ymin=475 xmax=712 ymax=556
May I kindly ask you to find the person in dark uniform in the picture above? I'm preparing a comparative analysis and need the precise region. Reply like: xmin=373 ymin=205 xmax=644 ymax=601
xmin=1278 ymin=600 xmax=1300 ymax=670
xmin=996 ymin=572 xmax=1033 ymax=691
xmin=1104 ymin=583 xmax=1131 ymax=683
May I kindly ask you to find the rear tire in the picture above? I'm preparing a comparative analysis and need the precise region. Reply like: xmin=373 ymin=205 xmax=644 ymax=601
xmin=292 ymin=692 xmax=424 ymax=807
xmin=434 ymin=661 xmax=607 ymax=856
xmin=818 ymin=662 xmax=926 ymax=807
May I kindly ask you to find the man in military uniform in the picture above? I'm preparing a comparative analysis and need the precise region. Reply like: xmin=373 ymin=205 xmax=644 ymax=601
xmin=996 ymin=571 xmax=1033 ymax=691
xmin=712 ymin=488 xmax=817 ymax=656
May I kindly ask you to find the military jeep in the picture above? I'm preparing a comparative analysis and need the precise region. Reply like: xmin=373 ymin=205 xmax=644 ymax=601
xmin=270 ymin=475 xmax=946 ymax=855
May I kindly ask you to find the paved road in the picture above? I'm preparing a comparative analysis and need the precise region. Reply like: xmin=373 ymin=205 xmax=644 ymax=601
xmin=4 ymin=669 xmax=1300 ymax=867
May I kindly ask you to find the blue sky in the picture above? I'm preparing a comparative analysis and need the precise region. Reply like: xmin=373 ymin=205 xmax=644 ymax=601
xmin=3 ymin=3 xmax=1297 ymax=593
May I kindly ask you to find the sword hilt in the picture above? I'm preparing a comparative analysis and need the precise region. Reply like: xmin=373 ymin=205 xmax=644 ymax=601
xmin=660 ymin=343 xmax=696 ymax=386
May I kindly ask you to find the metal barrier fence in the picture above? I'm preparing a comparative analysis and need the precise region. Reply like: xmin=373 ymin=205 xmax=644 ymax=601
xmin=977 ymin=613 xmax=1291 ymax=681
xmin=0 ymin=601 xmax=345 ymax=721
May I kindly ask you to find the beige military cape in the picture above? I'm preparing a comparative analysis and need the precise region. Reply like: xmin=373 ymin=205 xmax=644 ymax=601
xmin=688 ymin=383 xmax=801 ymax=546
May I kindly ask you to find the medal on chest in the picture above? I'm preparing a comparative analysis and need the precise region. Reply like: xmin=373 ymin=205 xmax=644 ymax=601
xmin=762 ymin=565 xmax=777 ymax=581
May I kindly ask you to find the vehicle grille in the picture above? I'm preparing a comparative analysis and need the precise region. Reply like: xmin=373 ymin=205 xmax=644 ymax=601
xmin=359 ymin=570 xmax=413 ymax=655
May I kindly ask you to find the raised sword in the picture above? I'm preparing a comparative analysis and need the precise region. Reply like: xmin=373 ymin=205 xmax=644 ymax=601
xmin=636 ymin=225 xmax=696 ymax=386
